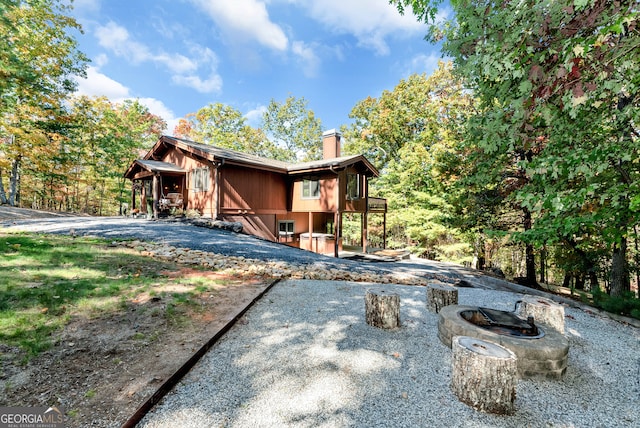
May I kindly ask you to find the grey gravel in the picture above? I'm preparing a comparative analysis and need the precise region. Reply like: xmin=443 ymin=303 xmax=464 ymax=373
xmin=0 ymin=216 xmax=496 ymax=284
xmin=4 ymin=213 xmax=639 ymax=426
xmin=139 ymin=280 xmax=640 ymax=428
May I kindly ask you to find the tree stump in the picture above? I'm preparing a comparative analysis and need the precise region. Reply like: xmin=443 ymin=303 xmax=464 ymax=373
xmin=451 ymin=336 xmax=517 ymax=415
xmin=427 ymin=283 xmax=458 ymax=313
xmin=365 ymin=289 xmax=400 ymax=329
xmin=517 ymin=296 xmax=565 ymax=334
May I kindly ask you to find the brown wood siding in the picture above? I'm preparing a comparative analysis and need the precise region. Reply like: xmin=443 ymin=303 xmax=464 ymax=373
xmin=290 ymin=175 xmax=337 ymax=212
xmin=160 ymin=149 xmax=216 ymax=217
xmin=220 ymin=166 xmax=287 ymax=213
xmin=342 ymin=167 xmax=367 ymax=213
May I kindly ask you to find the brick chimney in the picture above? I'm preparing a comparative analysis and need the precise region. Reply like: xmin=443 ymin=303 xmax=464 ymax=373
xmin=322 ymin=129 xmax=341 ymax=159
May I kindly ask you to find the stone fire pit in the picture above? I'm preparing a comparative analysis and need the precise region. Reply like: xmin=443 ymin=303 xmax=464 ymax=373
xmin=438 ymin=304 xmax=569 ymax=379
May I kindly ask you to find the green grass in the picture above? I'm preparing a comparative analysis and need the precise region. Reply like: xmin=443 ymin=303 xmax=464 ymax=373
xmin=0 ymin=232 xmax=216 ymax=359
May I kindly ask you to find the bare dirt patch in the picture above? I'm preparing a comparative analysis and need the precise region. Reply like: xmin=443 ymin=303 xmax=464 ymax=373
xmin=1 ymin=268 xmax=271 ymax=427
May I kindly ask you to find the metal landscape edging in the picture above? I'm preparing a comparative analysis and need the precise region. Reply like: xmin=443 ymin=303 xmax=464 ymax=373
xmin=121 ymin=278 xmax=282 ymax=428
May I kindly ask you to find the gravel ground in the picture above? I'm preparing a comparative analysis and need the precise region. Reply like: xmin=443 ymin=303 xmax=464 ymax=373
xmin=4 ymin=211 xmax=640 ymax=426
xmin=139 ymin=280 xmax=640 ymax=428
xmin=0 ymin=215 xmax=500 ymax=287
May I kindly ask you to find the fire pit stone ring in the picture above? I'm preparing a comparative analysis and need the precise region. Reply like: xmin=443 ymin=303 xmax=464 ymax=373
xmin=438 ymin=304 xmax=569 ymax=379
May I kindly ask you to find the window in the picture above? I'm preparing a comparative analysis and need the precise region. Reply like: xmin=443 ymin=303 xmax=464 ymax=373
xmin=191 ymin=167 xmax=210 ymax=192
xmin=302 ymin=179 xmax=320 ymax=199
xmin=278 ymin=220 xmax=294 ymax=236
xmin=346 ymin=173 xmax=360 ymax=199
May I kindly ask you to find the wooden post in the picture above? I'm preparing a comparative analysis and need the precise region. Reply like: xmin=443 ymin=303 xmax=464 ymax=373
xmin=333 ymin=211 xmax=341 ymax=258
xmin=364 ymin=178 xmax=369 ymax=253
xmin=365 ymin=289 xmax=400 ymax=329
xmin=451 ymin=336 xmax=517 ymax=415
xmin=427 ymin=283 xmax=458 ymax=313
xmin=382 ymin=211 xmax=387 ymax=249
xmin=308 ymin=211 xmax=314 ymax=252
xmin=362 ymin=212 xmax=368 ymax=254
xmin=152 ymin=174 xmax=159 ymax=218
xmin=517 ymin=296 xmax=565 ymax=334
xmin=131 ymin=182 xmax=136 ymax=212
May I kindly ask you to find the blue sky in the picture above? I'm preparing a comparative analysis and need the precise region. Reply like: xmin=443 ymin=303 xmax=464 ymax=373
xmin=70 ymin=0 xmax=447 ymax=134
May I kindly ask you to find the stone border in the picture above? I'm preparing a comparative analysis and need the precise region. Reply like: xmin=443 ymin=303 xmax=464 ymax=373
xmin=438 ymin=305 xmax=569 ymax=379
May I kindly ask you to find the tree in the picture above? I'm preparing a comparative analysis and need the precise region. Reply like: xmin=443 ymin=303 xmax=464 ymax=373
xmin=65 ymin=96 xmax=165 ymax=215
xmin=175 ymin=103 xmax=287 ymax=159
xmin=0 ymin=0 xmax=88 ymax=206
xmin=343 ymin=62 xmax=476 ymax=260
xmin=261 ymin=96 xmax=323 ymax=162
xmin=391 ymin=0 xmax=639 ymax=296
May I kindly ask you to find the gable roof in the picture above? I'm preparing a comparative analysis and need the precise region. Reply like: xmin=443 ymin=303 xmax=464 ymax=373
xmin=157 ymin=136 xmax=291 ymax=172
xmin=123 ymin=159 xmax=186 ymax=179
xmin=286 ymin=154 xmax=378 ymax=176
xmin=131 ymin=135 xmax=379 ymax=178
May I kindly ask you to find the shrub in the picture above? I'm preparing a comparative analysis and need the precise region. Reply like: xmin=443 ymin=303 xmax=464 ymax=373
xmin=592 ymin=289 xmax=640 ymax=320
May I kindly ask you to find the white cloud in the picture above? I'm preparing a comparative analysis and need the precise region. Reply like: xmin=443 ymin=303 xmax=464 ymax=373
xmin=172 ymin=73 xmax=223 ymax=94
xmin=155 ymin=52 xmax=198 ymax=74
xmin=71 ymin=0 xmax=101 ymax=13
xmin=95 ymin=22 xmax=152 ymax=64
xmin=74 ymin=66 xmax=130 ymax=99
xmin=93 ymin=53 xmax=109 ymax=68
xmin=297 ymin=0 xmax=424 ymax=55
xmin=244 ymin=105 xmax=267 ymax=127
xmin=291 ymin=40 xmax=320 ymax=77
xmin=189 ymin=0 xmax=288 ymax=51
xmin=137 ymin=98 xmax=180 ymax=134
xmin=406 ymin=53 xmax=444 ymax=76
xmin=93 ymin=21 xmax=222 ymax=94
xmin=73 ymin=67 xmax=179 ymax=134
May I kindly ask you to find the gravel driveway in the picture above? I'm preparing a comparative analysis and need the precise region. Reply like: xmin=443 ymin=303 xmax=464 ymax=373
xmin=1 ymin=213 xmax=507 ymax=289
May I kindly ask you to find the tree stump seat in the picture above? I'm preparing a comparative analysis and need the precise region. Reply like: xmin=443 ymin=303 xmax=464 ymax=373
xmin=451 ymin=336 xmax=518 ymax=414
xmin=365 ymin=289 xmax=400 ymax=329
xmin=516 ymin=295 xmax=565 ymax=334
xmin=427 ymin=283 xmax=458 ymax=313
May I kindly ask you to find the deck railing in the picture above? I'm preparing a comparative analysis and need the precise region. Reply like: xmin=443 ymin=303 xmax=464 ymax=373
xmin=368 ymin=197 xmax=387 ymax=212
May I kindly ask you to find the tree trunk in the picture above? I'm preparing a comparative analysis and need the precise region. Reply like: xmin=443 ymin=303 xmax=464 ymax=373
xmin=365 ymin=289 xmax=400 ymax=329
xmin=450 ymin=336 xmax=517 ymax=415
xmin=634 ymin=226 xmax=640 ymax=296
xmin=610 ymin=237 xmax=630 ymax=297
xmin=427 ymin=283 xmax=458 ymax=313
xmin=523 ymin=208 xmax=537 ymax=287
xmin=474 ymin=235 xmax=486 ymax=270
xmin=539 ymin=246 xmax=547 ymax=284
xmin=562 ymin=273 xmax=571 ymax=288
xmin=8 ymin=154 xmax=22 ymax=206
xmin=0 ymin=168 xmax=8 ymax=204
xmin=517 ymin=296 xmax=565 ymax=334
xmin=588 ymin=270 xmax=599 ymax=294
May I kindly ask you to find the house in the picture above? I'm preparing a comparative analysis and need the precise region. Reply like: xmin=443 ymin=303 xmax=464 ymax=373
xmin=123 ymin=130 xmax=387 ymax=257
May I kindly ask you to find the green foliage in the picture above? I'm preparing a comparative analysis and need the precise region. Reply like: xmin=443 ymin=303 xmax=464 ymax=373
xmin=343 ymin=62 xmax=476 ymax=261
xmin=0 ymin=0 xmax=88 ymax=114
xmin=5 ymin=95 xmax=166 ymax=215
xmin=261 ymin=96 xmax=323 ymax=162
xmin=175 ymin=102 xmax=292 ymax=160
xmin=592 ymin=289 xmax=640 ymax=320
xmin=0 ymin=0 xmax=90 ymax=208
xmin=391 ymin=0 xmax=640 ymax=295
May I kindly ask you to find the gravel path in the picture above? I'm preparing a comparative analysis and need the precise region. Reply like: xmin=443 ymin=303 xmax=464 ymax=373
xmin=139 ymin=280 xmax=640 ymax=428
